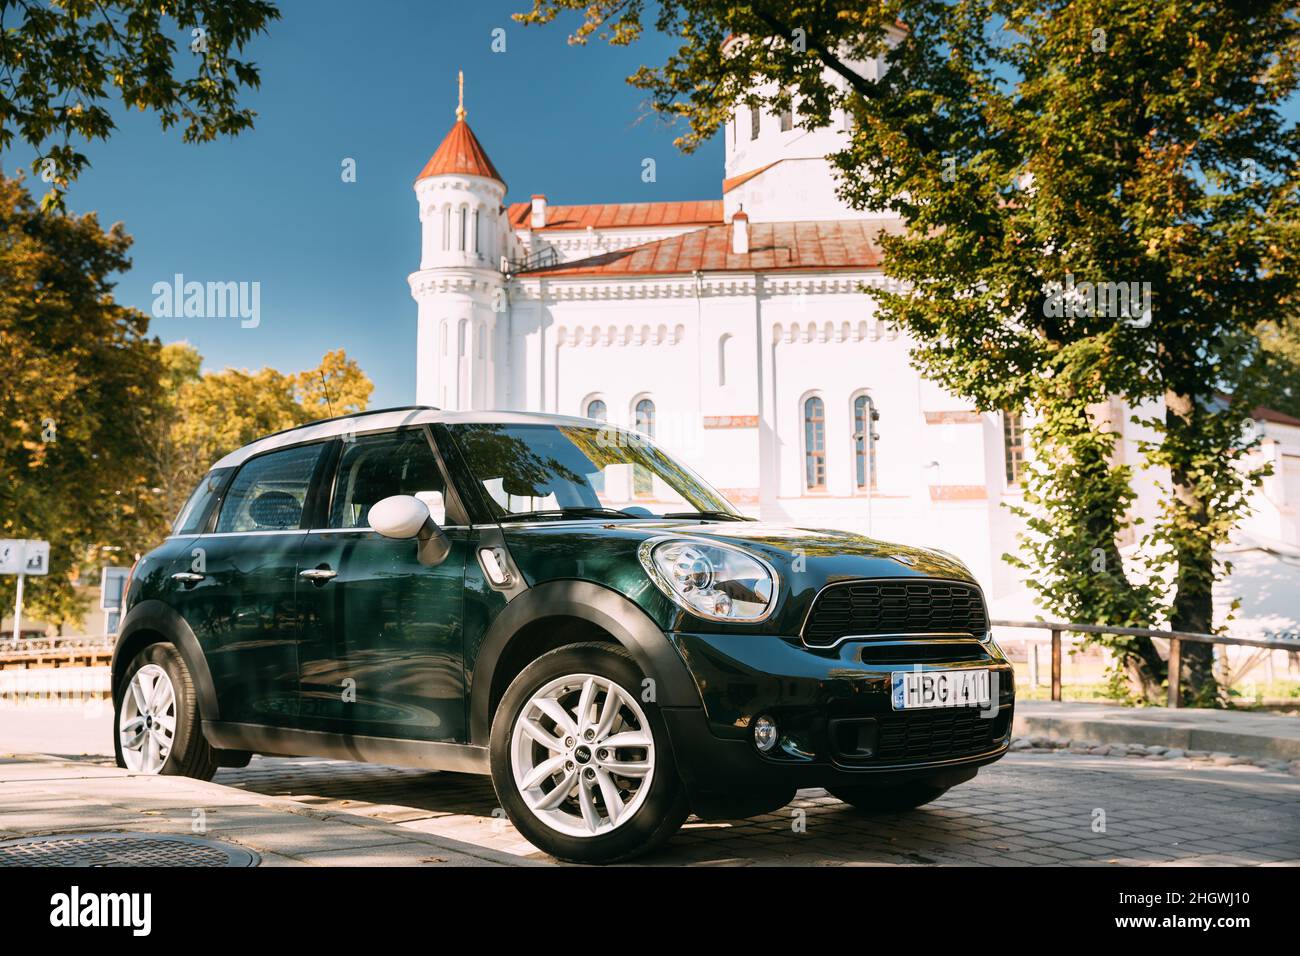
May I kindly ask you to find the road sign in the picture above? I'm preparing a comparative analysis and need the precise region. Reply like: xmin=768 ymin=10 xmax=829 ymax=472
xmin=0 ymin=540 xmax=49 ymax=576
xmin=101 ymin=566 xmax=130 ymax=611
xmin=1 ymin=539 xmax=50 ymax=641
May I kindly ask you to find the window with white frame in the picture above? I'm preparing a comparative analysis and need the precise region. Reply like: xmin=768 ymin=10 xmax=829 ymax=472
xmin=803 ymin=395 xmax=826 ymax=491
xmin=853 ymin=393 xmax=878 ymax=490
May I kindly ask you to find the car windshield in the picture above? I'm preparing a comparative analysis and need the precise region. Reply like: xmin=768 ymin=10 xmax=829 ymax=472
xmin=446 ymin=422 xmax=747 ymax=522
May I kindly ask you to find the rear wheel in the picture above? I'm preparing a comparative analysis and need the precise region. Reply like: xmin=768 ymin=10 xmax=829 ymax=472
xmin=490 ymin=642 xmax=688 ymax=864
xmin=827 ymin=781 xmax=950 ymax=813
xmin=114 ymin=643 xmax=217 ymax=781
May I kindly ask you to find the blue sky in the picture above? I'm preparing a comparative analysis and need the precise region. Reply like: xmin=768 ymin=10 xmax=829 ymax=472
xmin=8 ymin=4 xmax=1298 ymax=410
xmin=5 ymin=0 xmax=722 ymax=407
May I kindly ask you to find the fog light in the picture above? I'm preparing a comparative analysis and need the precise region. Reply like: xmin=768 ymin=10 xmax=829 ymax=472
xmin=753 ymin=715 xmax=779 ymax=752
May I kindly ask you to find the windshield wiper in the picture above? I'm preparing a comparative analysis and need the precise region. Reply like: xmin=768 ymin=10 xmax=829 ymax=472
xmin=660 ymin=510 xmax=753 ymax=522
xmin=497 ymin=507 xmax=637 ymax=523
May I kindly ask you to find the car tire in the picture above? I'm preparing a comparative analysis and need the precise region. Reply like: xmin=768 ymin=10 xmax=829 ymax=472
xmin=827 ymin=781 xmax=950 ymax=813
xmin=490 ymin=642 xmax=689 ymax=864
xmin=113 ymin=643 xmax=218 ymax=781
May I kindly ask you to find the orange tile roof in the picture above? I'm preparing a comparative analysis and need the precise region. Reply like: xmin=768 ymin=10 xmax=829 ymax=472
xmin=506 ymin=200 xmax=723 ymax=231
xmin=515 ymin=219 xmax=893 ymax=277
xmin=722 ymin=162 xmax=777 ymax=193
xmin=416 ymin=119 xmax=504 ymax=184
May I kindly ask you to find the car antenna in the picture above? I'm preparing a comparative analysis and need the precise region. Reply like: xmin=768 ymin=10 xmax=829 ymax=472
xmin=319 ymin=369 xmax=335 ymax=417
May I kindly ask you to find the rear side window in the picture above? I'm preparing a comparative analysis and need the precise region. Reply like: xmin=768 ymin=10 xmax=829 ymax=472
xmin=172 ymin=468 xmax=232 ymax=535
xmin=215 ymin=443 xmax=326 ymax=533
xmin=329 ymin=429 xmax=447 ymax=529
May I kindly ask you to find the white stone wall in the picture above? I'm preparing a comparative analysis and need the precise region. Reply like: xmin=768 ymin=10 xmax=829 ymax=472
xmin=500 ymin=270 xmax=1015 ymax=593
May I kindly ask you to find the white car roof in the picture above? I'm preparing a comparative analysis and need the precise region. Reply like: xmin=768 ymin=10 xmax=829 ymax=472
xmin=210 ymin=406 xmax=610 ymax=470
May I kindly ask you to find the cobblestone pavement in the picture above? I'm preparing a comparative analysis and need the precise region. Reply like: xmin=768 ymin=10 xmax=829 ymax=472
xmin=216 ymin=751 xmax=1300 ymax=866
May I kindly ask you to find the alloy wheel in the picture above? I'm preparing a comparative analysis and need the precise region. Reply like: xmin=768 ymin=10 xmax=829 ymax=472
xmin=510 ymin=672 xmax=655 ymax=838
xmin=118 ymin=664 xmax=177 ymax=774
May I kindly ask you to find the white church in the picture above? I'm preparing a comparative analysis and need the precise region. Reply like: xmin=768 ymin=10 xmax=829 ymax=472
xmin=405 ymin=72 xmax=1300 ymax=637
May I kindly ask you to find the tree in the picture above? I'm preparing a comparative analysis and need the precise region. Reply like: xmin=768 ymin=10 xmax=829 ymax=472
xmin=0 ymin=172 xmax=169 ymax=630
xmin=0 ymin=0 xmax=281 ymax=212
xmin=517 ymin=0 xmax=1300 ymax=703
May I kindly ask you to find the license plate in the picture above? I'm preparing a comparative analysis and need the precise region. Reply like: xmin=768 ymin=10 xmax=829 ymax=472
xmin=891 ymin=668 xmax=991 ymax=710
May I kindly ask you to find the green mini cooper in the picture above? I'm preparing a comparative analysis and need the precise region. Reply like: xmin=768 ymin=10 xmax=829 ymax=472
xmin=113 ymin=407 xmax=1014 ymax=863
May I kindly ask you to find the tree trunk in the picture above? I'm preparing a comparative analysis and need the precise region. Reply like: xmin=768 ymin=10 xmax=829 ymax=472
xmin=1164 ymin=390 xmax=1219 ymax=706
xmin=1076 ymin=403 xmax=1170 ymax=702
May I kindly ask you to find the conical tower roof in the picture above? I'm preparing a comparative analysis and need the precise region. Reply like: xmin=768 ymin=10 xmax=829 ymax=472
xmin=415 ymin=71 xmax=504 ymax=186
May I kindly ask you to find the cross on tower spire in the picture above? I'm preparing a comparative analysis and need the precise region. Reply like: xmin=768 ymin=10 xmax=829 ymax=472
xmin=456 ymin=70 xmax=466 ymax=121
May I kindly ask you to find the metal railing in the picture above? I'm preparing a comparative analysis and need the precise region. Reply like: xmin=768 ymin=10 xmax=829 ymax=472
xmin=991 ymin=619 xmax=1299 ymax=707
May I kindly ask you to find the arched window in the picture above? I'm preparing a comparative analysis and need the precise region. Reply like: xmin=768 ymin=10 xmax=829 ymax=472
xmin=853 ymin=393 xmax=878 ymax=490
xmin=635 ymin=398 xmax=655 ymax=435
xmin=441 ymin=206 xmax=450 ymax=251
xmin=474 ymin=208 xmax=482 ymax=255
xmin=633 ymin=398 xmax=655 ymax=496
xmin=750 ymin=106 xmax=761 ymax=140
xmin=804 ymin=396 xmax=826 ymax=491
xmin=717 ymin=334 xmax=731 ymax=386
xmin=457 ymin=207 xmax=468 ymax=251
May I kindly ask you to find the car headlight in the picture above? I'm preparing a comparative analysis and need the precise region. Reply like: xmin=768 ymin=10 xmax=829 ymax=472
xmin=638 ymin=538 xmax=778 ymax=622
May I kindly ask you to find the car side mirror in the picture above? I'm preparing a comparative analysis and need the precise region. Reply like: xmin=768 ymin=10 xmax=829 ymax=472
xmin=368 ymin=495 xmax=451 ymax=566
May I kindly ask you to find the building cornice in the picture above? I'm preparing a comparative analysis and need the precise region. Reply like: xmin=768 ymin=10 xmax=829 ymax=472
xmin=509 ymin=270 xmax=889 ymax=301
xmin=408 ymin=268 xmax=504 ymax=298
xmin=558 ymin=323 xmax=686 ymax=347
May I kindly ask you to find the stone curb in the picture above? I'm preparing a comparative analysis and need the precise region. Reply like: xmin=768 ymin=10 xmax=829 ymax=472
xmin=1012 ymin=711 xmax=1300 ymax=762
xmin=1008 ymin=736 xmax=1300 ymax=775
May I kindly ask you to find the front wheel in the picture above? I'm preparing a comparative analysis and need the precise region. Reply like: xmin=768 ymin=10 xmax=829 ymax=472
xmin=490 ymin=642 xmax=689 ymax=864
xmin=827 ymin=781 xmax=950 ymax=813
xmin=113 ymin=643 xmax=217 ymax=780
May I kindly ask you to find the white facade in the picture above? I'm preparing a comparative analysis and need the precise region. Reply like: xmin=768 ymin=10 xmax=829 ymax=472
xmin=406 ymin=89 xmax=1300 ymax=619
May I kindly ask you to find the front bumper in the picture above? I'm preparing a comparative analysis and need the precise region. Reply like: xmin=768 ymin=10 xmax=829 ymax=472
xmin=663 ymin=632 xmax=1015 ymax=818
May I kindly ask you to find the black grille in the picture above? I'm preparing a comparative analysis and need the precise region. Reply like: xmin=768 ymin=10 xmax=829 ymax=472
xmin=875 ymin=708 xmax=1003 ymax=762
xmin=829 ymin=709 xmax=1008 ymax=763
xmin=803 ymin=579 xmax=987 ymax=647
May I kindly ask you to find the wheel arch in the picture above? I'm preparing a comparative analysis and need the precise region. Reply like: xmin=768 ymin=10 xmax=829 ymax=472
xmin=111 ymin=599 xmax=219 ymax=721
xmin=470 ymin=580 xmax=700 ymax=746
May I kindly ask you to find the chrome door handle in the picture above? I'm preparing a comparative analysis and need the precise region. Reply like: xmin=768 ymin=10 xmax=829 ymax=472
xmin=171 ymin=572 xmax=205 ymax=583
xmin=299 ymin=568 xmax=337 ymax=582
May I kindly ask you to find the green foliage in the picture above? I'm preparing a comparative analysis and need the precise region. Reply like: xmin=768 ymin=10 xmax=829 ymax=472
xmin=0 ymin=171 xmax=167 ymax=629
xmin=518 ymin=0 xmax=1300 ymax=704
xmin=0 ymin=0 xmax=280 ymax=212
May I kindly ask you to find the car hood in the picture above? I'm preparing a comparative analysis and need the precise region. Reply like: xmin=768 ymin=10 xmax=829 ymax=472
xmin=500 ymin=519 xmax=978 ymax=636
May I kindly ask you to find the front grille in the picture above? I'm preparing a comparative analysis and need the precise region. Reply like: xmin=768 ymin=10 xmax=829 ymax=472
xmin=831 ymin=708 xmax=1009 ymax=764
xmin=803 ymin=579 xmax=987 ymax=647
xmin=876 ymin=708 xmax=1003 ymax=762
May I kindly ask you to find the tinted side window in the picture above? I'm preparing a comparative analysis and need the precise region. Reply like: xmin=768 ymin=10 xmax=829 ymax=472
xmin=329 ymin=430 xmax=447 ymax=529
xmin=215 ymin=443 xmax=326 ymax=533
xmin=172 ymin=468 xmax=232 ymax=535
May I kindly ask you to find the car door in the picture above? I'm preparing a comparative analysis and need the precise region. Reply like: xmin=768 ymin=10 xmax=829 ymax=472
xmin=294 ymin=427 xmax=470 ymax=742
xmin=176 ymin=440 xmax=330 ymax=727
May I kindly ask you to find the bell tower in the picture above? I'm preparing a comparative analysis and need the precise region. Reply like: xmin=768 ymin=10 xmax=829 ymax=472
xmin=408 ymin=72 xmax=508 ymax=409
